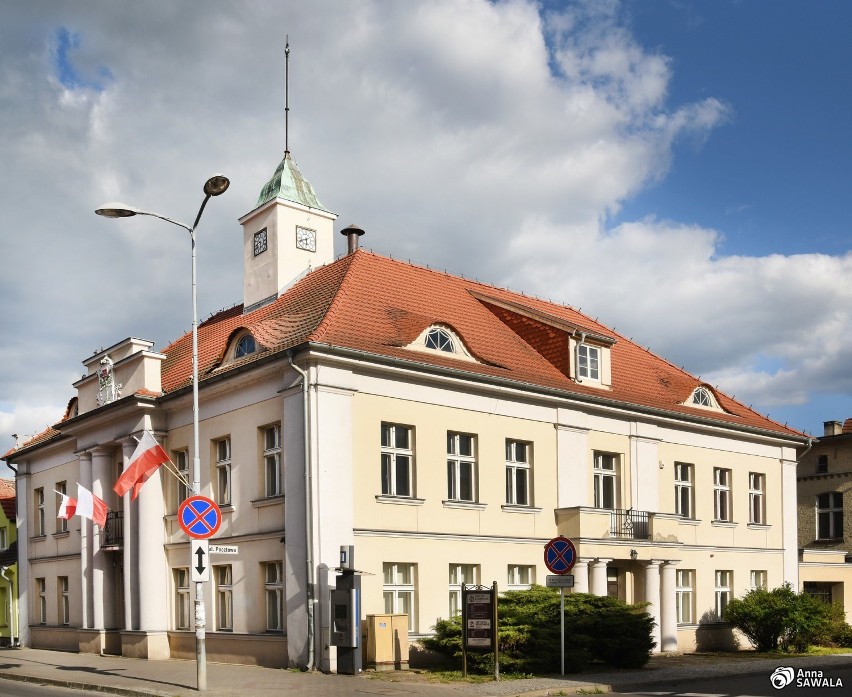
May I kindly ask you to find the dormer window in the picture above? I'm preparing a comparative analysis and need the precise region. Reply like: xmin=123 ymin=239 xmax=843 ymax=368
xmin=578 ymin=344 xmax=599 ymax=381
xmin=234 ymin=334 xmax=257 ymax=359
xmin=407 ymin=324 xmax=477 ymax=363
xmin=568 ymin=336 xmax=611 ymax=389
xmin=684 ymin=385 xmax=724 ymax=412
xmin=425 ymin=328 xmax=455 ymax=353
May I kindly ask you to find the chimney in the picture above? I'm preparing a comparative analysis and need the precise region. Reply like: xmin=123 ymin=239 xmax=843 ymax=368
xmin=340 ymin=224 xmax=365 ymax=255
xmin=824 ymin=420 xmax=842 ymax=437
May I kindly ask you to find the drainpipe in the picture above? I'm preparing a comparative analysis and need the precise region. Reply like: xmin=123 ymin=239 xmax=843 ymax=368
xmin=0 ymin=566 xmax=14 ymax=646
xmin=288 ymin=352 xmax=315 ymax=670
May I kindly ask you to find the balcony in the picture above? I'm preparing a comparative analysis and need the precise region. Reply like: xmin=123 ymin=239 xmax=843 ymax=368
xmin=555 ymin=507 xmax=654 ymax=541
xmin=101 ymin=510 xmax=123 ymax=549
xmin=609 ymin=508 xmax=650 ymax=540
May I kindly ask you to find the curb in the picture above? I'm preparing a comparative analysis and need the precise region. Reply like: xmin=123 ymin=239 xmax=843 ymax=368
xmin=0 ymin=671 xmax=164 ymax=697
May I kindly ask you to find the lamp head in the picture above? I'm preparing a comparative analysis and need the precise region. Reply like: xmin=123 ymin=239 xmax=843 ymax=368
xmin=95 ymin=203 xmax=139 ymax=218
xmin=203 ymin=174 xmax=230 ymax=197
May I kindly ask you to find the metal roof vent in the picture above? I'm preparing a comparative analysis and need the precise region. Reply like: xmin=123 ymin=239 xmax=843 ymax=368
xmin=340 ymin=224 xmax=365 ymax=254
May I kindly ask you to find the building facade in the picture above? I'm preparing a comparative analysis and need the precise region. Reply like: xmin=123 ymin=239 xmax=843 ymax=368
xmin=0 ymin=479 xmax=17 ymax=646
xmin=5 ymin=146 xmax=808 ymax=668
xmin=797 ymin=419 xmax=852 ymax=620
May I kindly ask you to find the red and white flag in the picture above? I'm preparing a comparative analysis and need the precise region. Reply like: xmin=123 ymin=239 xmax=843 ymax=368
xmin=57 ymin=493 xmax=76 ymax=519
xmin=76 ymin=483 xmax=108 ymax=528
xmin=114 ymin=430 xmax=171 ymax=500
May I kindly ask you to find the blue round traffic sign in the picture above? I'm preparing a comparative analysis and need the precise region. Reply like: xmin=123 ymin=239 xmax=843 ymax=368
xmin=544 ymin=536 xmax=577 ymax=574
xmin=178 ymin=495 xmax=222 ymax=539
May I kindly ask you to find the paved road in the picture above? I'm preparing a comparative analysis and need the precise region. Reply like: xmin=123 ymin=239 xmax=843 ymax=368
xmin=0 ymin=678 xmax=104 ymax=697
xmin=614 ymin=661 xmax=850 ymax=697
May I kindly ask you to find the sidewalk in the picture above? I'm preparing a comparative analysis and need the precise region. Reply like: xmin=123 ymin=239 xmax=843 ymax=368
xmin=0 ymin=647 xmax=850 ymax=697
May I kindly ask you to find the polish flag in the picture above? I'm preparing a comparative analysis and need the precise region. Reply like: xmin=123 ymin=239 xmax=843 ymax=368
xmin=76 ymin=484 xmax=108 ymax=528
xmin=57 ymin=493 xmax=76 ymax=519
xmin=114 ymin=430 xmax=171 ymax=500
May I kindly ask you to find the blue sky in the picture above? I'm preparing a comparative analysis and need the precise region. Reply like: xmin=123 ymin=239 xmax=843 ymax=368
xmin=2 ymin=0 xmax=852 ymax=468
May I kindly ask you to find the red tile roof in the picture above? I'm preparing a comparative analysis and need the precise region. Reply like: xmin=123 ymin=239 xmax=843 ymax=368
xmin=0 ymin=478 xmax=15 ymax=520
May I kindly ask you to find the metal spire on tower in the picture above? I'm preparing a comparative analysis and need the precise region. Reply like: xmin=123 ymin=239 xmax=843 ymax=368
xmin=285 ymin=36 xmax=290 ymax=155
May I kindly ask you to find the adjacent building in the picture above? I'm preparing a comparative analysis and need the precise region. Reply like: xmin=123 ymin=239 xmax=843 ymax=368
xmin=798 ymin=419 xmax=852 ymax=620
xmin=0 ymin=478 xmax=18 ymax=646
xmin=4 ymin=143 xmax=809 ymax=668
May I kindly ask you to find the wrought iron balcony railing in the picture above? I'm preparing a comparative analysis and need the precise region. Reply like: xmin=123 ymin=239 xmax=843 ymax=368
xmin=610 ymin=508 xmax=650 ymax=540
xmin=102 ymin=510 xmax=123 ymax=548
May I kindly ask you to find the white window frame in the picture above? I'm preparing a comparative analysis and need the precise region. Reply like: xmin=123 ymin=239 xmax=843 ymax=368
xmin=507 ymin=564 xmax=535 ymax=590
xmin=383 ymin=562 xmax=416 ymax=632
xmin=58 ymin=576 xmax=70 ymax=626
xmin=36 ymin=577 xmax=46 ymax=625
xmin=263 ymin=424 xmax=282 ymax=497
xmin=0 ymin=527 xmax=5 ymax=550
xmin=55 ymin=481 xmax=68 ymax=533
xmin=264 ymin=561 xmax=283 ymax=632
xmin=577 ymin=343 xmax=600 ymax=381
xmin=175 ymin=568 xmax=190 ymax=630
xmin=447 ymin=432 xmax=477 ymax=502
xmin=34 ymin=487 xmax=45 ymax=537
xmin=593 ymin=452 xmax=619 ymax=510
xmin=448 ymin=564 xmax=478 ymax=617
xmin=506 ymin=440 xmax=531 ymax=506
xmin=715 ymin=570 xmax=732 ymax=621
xmin=713 ymin=468 xmax=732 ymax=522
xmin=749 ymin=473 xmax=766 ymax=524
xmin=215 ymin=565 xmax=233 ymax=631
xmin=381 ymin=423 xmax=414 ymax=497
xmin=425 ymin=327 xmax=455 ymax=352
xmin=817 ymin=492 xmax=843 ymax=539
xmin=215 ymin=437 xmax=232 ymax=506
xmin=174 ymin=450 xmax=190 ymax=510
xmin=750 ymin=570 xmax=767 ymax=590
xmin=676 ymin=569 xmax=694 ymax=625
xmin=674 ymin=462 xmax=694 ymax=518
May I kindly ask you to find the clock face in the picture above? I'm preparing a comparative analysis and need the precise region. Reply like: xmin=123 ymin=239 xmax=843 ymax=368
xmin=253 ymin=228 xmax=268 ymax=256
xmin=296 ymin=226 xmax=317 ymax=252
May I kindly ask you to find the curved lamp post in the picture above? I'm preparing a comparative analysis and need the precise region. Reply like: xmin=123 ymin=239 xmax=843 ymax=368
xmin=96 ymin=174 xmax=229 ymax=691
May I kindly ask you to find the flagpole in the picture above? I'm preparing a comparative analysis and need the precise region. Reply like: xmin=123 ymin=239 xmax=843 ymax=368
xmin=96 ymin=175 xmax=229 ymax=692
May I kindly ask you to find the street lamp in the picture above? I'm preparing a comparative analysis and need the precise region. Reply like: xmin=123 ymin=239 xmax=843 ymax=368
xmin=96 ymin=174 xmax=229 ymax=691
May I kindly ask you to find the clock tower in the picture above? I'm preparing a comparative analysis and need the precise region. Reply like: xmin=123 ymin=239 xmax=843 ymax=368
xmin=238 ymin=151 xmax=337 ymax=312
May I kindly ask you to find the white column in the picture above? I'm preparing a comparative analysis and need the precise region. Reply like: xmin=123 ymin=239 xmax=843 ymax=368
xmin=14 ymin=473 xmax=30 ymax=647
xmin=781 ymin=456 xmax=799 ymax=587
xmin=643 ymin=560 xmax=662 ymax=653
xmin=91 ymin=446 xmax=112 ymax=630
xmin=120 ymin=439 xmax=137 ymax=631
xmin=137 ymin=437 xmax=168 ymax=632
xmin=79 ymin=451 xmax=93 ymax=629
xmin=660 ymin=561 xmax=679 ymax=652
xmin=589 ymin=558 xmax=612 ymax=596
xmin=572 ymin=559 xmax=590 ymax=594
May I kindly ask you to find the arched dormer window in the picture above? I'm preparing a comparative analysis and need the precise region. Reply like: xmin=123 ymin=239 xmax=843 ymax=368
xmin=234 ymin=334 xmax=256 ymax=359
xmin=684 ymin=385 xmax=724 ymax=412
xmin=407 ymin=324 xmax=477 ymax=363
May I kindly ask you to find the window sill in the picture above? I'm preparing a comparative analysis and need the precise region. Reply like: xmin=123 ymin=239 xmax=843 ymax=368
xmin=30 ymin=535 xmax=47 ymax=542
xmin=443 ymin=500 xmax=487 ymax=511
xmin=219 ymin=504 xmax=235 ymax=513
xmin=251 ymin=495 xmax=285 ymax=509
xmin=711 ymin=520 xmax=738 ymax=528
xmin=678 ymin=517 xmax=702 ymax=526
xmin=501 ymin=504 xmax=542 ymax=515
xmin=52 ymin=531 xmax=71 ymax=538
xmin=747 ymin=523 xmax=771 ymax=530
xmin=375 ymin=495 xmax=425 ymax=506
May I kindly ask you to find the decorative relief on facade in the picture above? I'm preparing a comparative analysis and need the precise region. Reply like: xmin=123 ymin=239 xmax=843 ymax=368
xmin=96 ymin=355 xmax=122 ymax=406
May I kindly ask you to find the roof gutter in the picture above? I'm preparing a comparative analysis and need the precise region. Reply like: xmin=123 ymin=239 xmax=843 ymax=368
xmin=288 ymin=351 xmax=315 ymax=671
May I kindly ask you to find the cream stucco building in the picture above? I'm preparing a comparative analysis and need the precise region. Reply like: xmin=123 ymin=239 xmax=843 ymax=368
xmin=4 ymin=143 xmax=809 ymax=668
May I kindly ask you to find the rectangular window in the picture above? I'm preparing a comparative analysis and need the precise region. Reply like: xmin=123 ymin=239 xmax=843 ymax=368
xmin=174 ymin=568 xmax=190 ymax=630
xmin=34 ymin=487 xmax=45 ymax=537
xmin=264 ymin=561 xmax=283 ymax=632
xmin=0 ymin=587 xmax=7 ymax=626
xmin=593 ymin=452 xmax=619 ymax=509
xmin=817 ymin=492 xmax=843 ymax=539
xmin=0 ymin=526 xmax=6 ymax=550
xmin=750 ymin=570 xmax=767 ymax=590
xmin=447 ymin=432 xmax=477 ymax=502
xmin=507 ymin=564 xmax=535 ymax=590
xmin=803 ymin=581 xmax=834 ymax=605
xmin=383 ymin=562 xmax=416 ymax=632
xmin=715 ymin=570 xmax=732 ymax=621
xmin=749 ymin=473 xmax=765 ymax=524
xmin=58 ymin=576 xmax=69 ymax=625
xmin=674 ymin=463 xmax=694 ymax=518
xmin=381 ymin=424 xmax=413 ymax=497
xmin=55 ymin=481 xmax=68 ymax=533
xmin=448 ymin=564 xmax=478 ymax=617
xmin=713 ymin=468 xmax=732 ymax=522
xmin=676 ymin=569 xmax=694 ymax=624
xmin=215 ymin=438 xmax=232 ymax=506
xmin=263 ymin=425 xmax=282 ymax=497
xmin=174 ymin=450 xmax=190 ymax=510
xmin=817 ymin=455 xmax=828 ymax=474
xmin=505 ymin=440 xmax=531 ymax=506
xmin=578 ymin=344 xmax=600 ymax=381
xmin=215 ymin=565 xmax=233 ymax=631
xmin=36 ymin=577 xmax=46 ymax=625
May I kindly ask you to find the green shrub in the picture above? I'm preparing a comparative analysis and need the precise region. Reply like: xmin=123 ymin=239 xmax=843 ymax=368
xmin=724 ymin=583 xmax=835 ymax=653
xmin=421 ymin=586 xmax=654 ymax=674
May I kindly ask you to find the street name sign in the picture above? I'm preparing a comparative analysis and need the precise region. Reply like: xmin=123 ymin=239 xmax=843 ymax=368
xmin=546 ymin=574 xmax=575 ymax=588
xmin=209 ymin=544 xmax=238 ymax=554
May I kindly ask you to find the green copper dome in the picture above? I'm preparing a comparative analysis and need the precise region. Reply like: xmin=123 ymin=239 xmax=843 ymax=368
xmin=256 ymin=151 xmax=329 ymax=212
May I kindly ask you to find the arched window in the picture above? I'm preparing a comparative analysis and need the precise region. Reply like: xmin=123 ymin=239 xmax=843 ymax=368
xmin=234 ymin=334 xmax=256 ymax=359
xmin=424 ymin=327 xmax=455 ymax=353
xmin=692 ymin=387 xmax=713 ymax=407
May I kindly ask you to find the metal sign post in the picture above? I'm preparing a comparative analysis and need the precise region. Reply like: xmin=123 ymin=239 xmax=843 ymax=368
xmin=544 ymin=536 xmax=577 ymax=676
xmin=461 ymin=582 xmax=499 ymax=680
